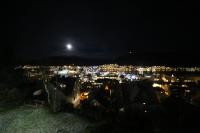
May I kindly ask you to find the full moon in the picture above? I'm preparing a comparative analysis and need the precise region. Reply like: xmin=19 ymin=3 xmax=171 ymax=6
xmin=66 ymin=44 xmax=72 ymax=51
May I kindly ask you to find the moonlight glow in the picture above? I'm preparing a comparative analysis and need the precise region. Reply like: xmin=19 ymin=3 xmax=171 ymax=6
xmin=66 ymin=44 xmax=73 ymax=51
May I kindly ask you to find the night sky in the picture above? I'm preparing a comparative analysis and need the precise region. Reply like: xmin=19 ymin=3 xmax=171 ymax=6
xmin=4 ymin=1 xmax=200 ymax=62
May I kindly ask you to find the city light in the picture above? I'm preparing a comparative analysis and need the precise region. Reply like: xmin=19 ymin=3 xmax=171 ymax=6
xmin=152 ymin=83 xmax=162 ymax=88
xmin=105 ymin=85 xmax=109 ymax=90
xmin=80 ymin=92 xmax=89 ymax=100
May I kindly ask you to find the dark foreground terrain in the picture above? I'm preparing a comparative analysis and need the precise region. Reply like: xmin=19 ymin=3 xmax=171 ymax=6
xmin=0 ymin=105 xmax=94 ymax=133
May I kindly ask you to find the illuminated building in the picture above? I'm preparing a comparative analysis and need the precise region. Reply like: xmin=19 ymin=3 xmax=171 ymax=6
xmin=80 ymin=92 xmax=89 ymax=101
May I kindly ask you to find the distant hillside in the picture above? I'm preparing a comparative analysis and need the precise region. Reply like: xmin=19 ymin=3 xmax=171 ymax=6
xmin=24 ymin=56 xmax=112 ymax=66
xmin=2 ymin=52 xmax=200 ymax=66
xmin=115 ymin=52 xmax=200 ymax=66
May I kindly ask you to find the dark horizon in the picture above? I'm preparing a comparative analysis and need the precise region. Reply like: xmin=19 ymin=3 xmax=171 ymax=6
xmin=3 ymin=51 xmax=199 ymax=67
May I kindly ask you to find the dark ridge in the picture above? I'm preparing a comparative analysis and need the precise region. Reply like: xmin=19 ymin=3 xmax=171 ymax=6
xmin=115 ymin=52 xmax=200 ymax=67
xmin=23 ymin=56 xmax=113 ymax=66
xmin=1 ymin=52 xmax=200 ymax=66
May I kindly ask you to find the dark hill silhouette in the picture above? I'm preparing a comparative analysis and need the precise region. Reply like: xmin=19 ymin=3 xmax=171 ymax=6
xmin=115 ymin=52 xmax=200 ymax=67
xmin=3 ymin=52 xmax=200 ymax=66
xmin=25 ymin=56 xmax=112 ymax=66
